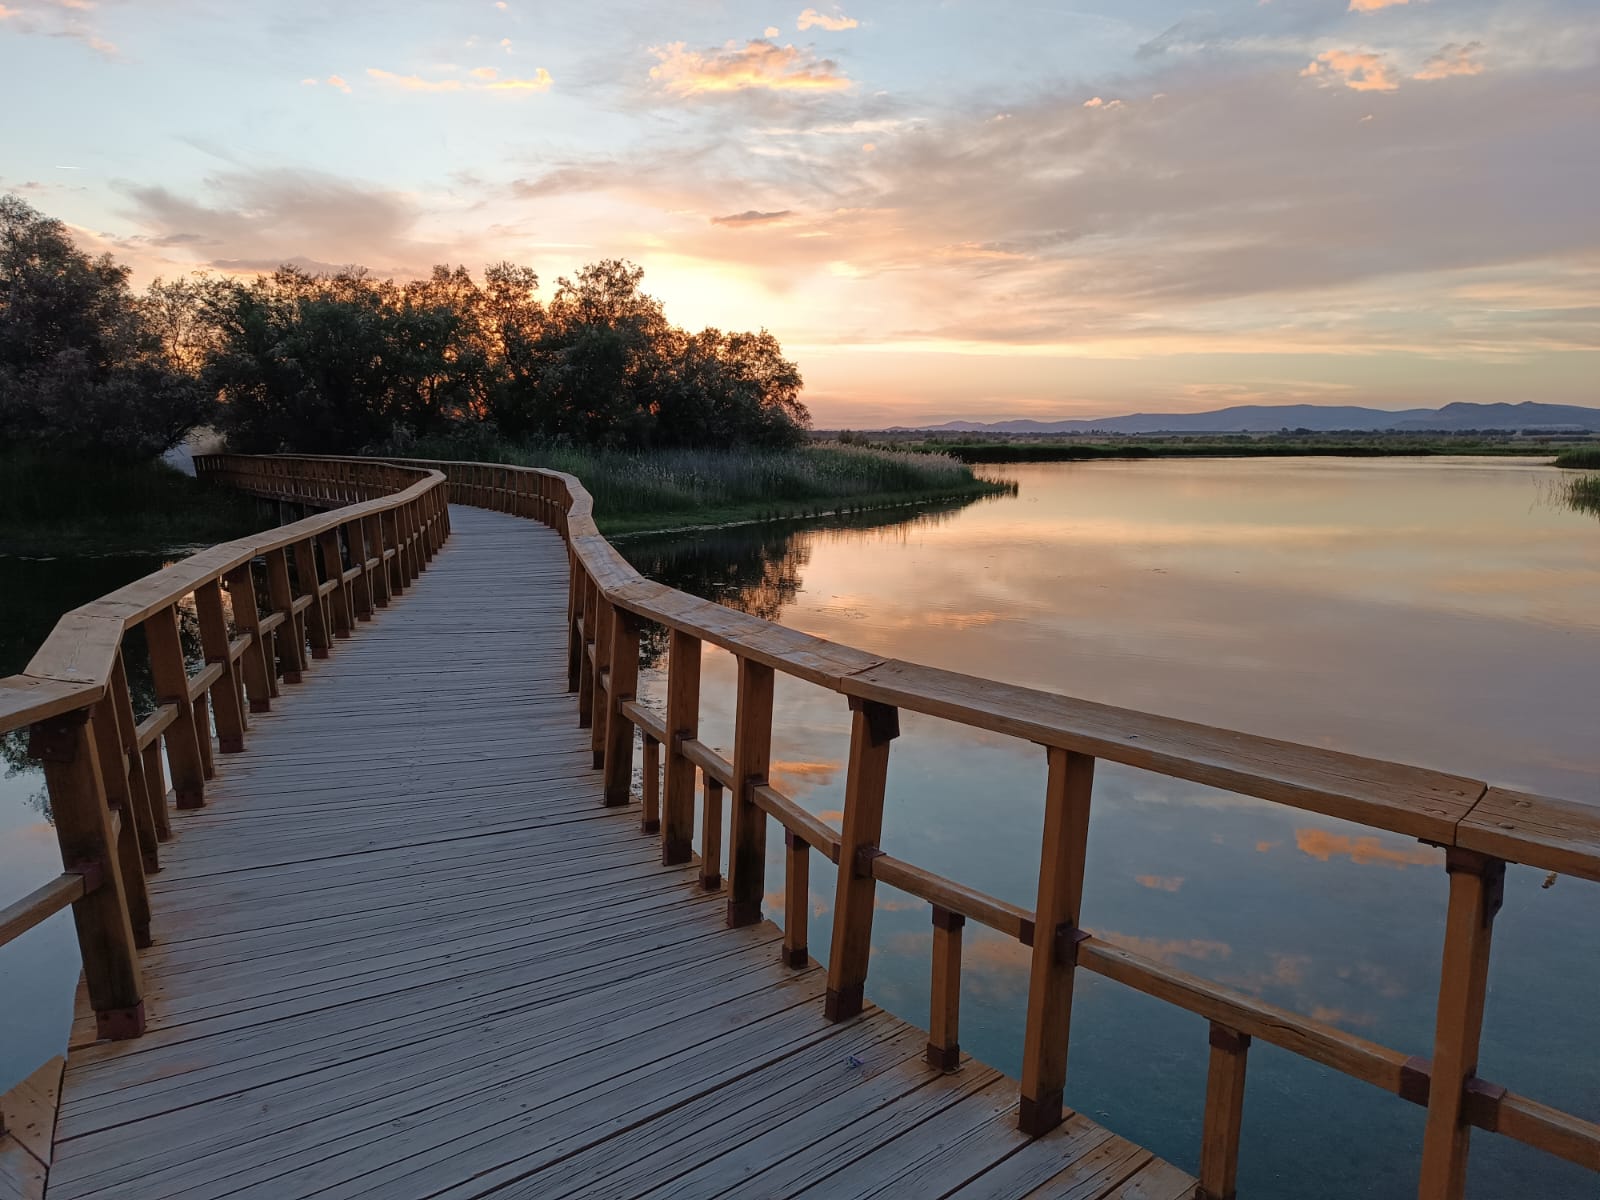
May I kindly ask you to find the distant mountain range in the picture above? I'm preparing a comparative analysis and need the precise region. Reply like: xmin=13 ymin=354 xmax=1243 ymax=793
xmin=894 ymin=402 xmax=1600 ymax=435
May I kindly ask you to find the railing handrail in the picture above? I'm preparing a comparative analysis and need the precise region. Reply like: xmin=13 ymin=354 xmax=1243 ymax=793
xmin=0 ymin=463 xmax=446 ymax=736
xmin=367 ymin=454 xmax=1595 ymax=874
xmin=2 ymin=455 xmax=451 ymax=1057
xmin=363 ymin=453 xmax=1597 ymax=1199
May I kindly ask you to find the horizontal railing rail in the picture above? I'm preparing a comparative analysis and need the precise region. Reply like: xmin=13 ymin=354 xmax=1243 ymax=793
xmin=0 ymin=456 xmax=450 ymax=1053
xmin=375 ymin=454 xmax=1597 ymax=1200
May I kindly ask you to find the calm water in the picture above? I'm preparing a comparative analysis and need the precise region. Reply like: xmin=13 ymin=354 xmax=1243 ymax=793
xmin=1 ymin=458 xmax=1595 ymax=1197
xmin=619 ymin=458 xmax=1599 ymax=1199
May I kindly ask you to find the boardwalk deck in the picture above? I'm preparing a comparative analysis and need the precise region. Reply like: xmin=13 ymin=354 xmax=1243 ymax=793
xmin=41 ymin=506 xmax=1193 ymax=1200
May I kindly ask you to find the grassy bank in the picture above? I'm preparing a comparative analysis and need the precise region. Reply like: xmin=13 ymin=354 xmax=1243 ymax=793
xmin=0 ymin=452 xmax=269 ymax=555
xmin=391 ymin=438 xmax=1013 ymax=534
xmin=1553 ymin=447 xmax=1600 ymax=469
xmin=898 ymin=437 xmax=1590 ymax=464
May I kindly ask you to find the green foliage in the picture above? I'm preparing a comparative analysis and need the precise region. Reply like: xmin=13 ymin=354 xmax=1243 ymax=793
xmin=1553 ymin=447 xmax=1600 ymax=469
xmin=1565 ymin=475 xmax=1600 ymax=517
xmin=0 ymin=195 xmax=212 ymax=461
xmin=201 ymin=256 xmax=810 ymax=454
xmin=0 ymin=449 xmax=266 ymax=553
xmin=391 ymin=435 xmax=1010 ymax=533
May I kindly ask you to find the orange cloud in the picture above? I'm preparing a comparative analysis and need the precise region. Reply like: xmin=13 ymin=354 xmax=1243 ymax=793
xmin=1301 ymin=50 xmax=1400 ymax=92
xmin=797 ymin=7 xmax=858 ymax=31
xmin=1294 ymin=828 xmax=1440 ymax=869
xmin=712 ymin=209 xmax=796 ymax=227
xmin=1255 ymin=840 xmax=1279 ymax=853
xmin=469 ymin=66 xmax=498 ymax=80
xmin=1414 ymin=43 xmax=1485 ymax=81
xmin=767 ymin=758 xmax=840 ymax=793
xmin=1094 ymin=931 xmax=1233 ymax=966
xmin=367 ymin=68 xmax=463 ymax=92
xmin=1348 ymin=0 xmax=1407 ymax=9
xmin=327 ymin=74 xmax=351 ymax=94
xmin=1135 ymin=874 xmax=1185 ymax=893
xmin=487 ymin=69 xmax=552 ymax=91
xmin=650 ymin=39 xmax=851 ymax=95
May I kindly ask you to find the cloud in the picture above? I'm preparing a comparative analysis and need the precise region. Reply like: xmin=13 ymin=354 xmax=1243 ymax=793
xmin=366 ymin=65 xmax=550 ymax=94
xmin=1301 ymin=49 xmax=1401 ymax=91
xmin=649 ymin=39 xmax=851 ymax=96
xmin=1294 ymin=828 xmax=1441 ymax=869
xmin=487 ymin=69 xmax=552 ymax=91
xmin=711 ymin=208 xmax=795 ymax=226
xmin=1349 ymin=0 xmax=1408 ymax=10
xmin=120 ymin=168 xmax=445 ymax=276
xmin=368 ymin=68 xmax=463 ymax=92
xmin=764 ymin=26 xmax=780 ymax=38
xmin=1414 ymin=42 xmax=1485 ymax=80
xmin=327 ymin=74 xmax=351 ymax=94
xmin=765 ymin=758 xmax=838 ymax=792
xmin=797 ymin=7 xmax=858 ymax=32
xmin=1134 ymin=874 xmax=1185 ymax=892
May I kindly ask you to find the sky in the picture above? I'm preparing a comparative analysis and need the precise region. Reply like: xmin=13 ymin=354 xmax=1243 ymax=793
xmin=2 ymin=0 xmax=1597 ymax=426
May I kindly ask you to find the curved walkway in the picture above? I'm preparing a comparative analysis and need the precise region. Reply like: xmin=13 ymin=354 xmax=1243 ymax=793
xmin=42 ymin=506 xmax=1192 ymax=1200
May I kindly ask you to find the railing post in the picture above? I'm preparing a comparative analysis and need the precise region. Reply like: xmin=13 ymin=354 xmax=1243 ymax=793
xmin=1019 ymin=746 xmax=1095 ymax=1135
xmin=662 ymin=629 xmax=701 ymax=866
xmin=825 ymin=697 xmax=899 ymax=1022
xmin=195 ymin=580 xmax=247 ymax=754
xmin=927 ymin=906 xmax=965 ymax=1071
xmin=641 ymin=735 xmax=661 ymax=834
xmin=783 ymin=831 xmax=809 ymax=968
xmin=224 ymin=566 xmax=273 ymax=712
xmin=1200 ymin=1025 xmax=1251 ymax=1200
xmin=30 ymin=710 xmax=146 ymax=1039
xmin=318 ymin=529 xmax=354 ymax=638
xmin=590 ymin=598 xmax=614 ymax=768
xmin=112 ymin=654 xmax=168 ymax=842
xmin=366 ymin=515 xmax=391 ymax=608
xmin=700 ymin=777 xmax=724 ymax=891
xmin=88 ymin=695 xmax=151 ymax=947
xmin=266 ymin=547 xmax=307 ymax=682
xmin=346 ymin=520 xmax=374 ymax=620
xmin=1417 ymin=848 xmax=1504 ymax=1200
xmin=577 ymin=577 xmax=597 ymax=729
xmin=566 ymin=553 xmax=582 ymax=694
xmin=727 ymin=656 xmax=775 ymax=927
xmin=293 ymin=538 xmax=332 ymax=660
xmin=384 ymin=509 xmax=406 ymax=596
xmin=602 ymin=608 xmax=639 ymax=806
xmin=145 ymin=604 xmax=206 ymax=808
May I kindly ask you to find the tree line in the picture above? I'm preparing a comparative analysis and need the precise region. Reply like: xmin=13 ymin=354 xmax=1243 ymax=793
xmin=0 ymin=194 xmax=810 ymax=461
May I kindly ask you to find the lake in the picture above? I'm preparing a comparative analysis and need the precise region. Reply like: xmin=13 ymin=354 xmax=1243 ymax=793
xmin=2 ymin=456 xmax=1596 ymax=1197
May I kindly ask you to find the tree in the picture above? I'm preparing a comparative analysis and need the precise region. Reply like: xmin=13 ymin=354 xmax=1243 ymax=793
xmin=0 ymin=194 xmax=212 ymax=460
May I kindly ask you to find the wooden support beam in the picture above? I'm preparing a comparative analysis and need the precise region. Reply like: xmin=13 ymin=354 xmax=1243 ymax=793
xmin=318 ymin=530 xmax=353 ymax=639
xmin=590 ymin=598 xmax=614 ymax=769
xmin=88 ymin=698 xmax=150 ymax=948
xmin=1417 ymin=848 xmax=1504 ymax=1199
xmin=727 ymin=657 xmax=775 ymax=928
xmin=927 ymin=906 xmax=965 ymax=1071
xmin=265 ymin=548 xmax=306 ymax=683
xmin=641 ymin=735 xmax=661 ymax=834
xmin=577 ymin=577 xmax=597 ymax=729
xmin=602 ymin=609 xmax=639 ymax=806
xmin=700 ymin=777 xmax=724 ymax=891
xmin=29 ymin=710 xmax=145 ymax=1039
xmin=783 ymin=831 xmax=809 ymax=969
xmin=662 ymin=629 xmax=702 ymax=866
xmin=195 ymin=581 xmax=246 ymax=754
xmin=225 ymin=566 xmax=273 ymax=714
xmin=293 ymin=539 xmax=332 ymax=660
xmin=1200 ymin=1024 xmax=1251 ymax=1200
xmin=824 ymin=697 xmax=899 ymax=1022
xmin=1019 ymin=747 xmax=1095 ymax=1136
xmin=143 ymin=604 xmax=206 ymax=809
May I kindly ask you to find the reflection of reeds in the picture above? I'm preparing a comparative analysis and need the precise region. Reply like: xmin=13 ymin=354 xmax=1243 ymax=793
xmin=1562 ymin=473 xmax=1600 ymax=518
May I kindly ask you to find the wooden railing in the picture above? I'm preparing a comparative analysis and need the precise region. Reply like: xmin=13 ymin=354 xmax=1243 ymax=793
xmin=0 ymin=458 xmax=449 ymax=1047
xmin=373 ymin=455 xmax=1597 ymax=1200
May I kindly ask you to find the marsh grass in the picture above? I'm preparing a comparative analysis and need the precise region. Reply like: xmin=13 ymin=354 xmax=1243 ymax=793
xmin=391 ymin=437 xmax=1012 ymax=533
xmin=0 ymin=451 xmax=267 ymax=554
xmin=1553 ymin=447 xmax=1600 ymax=469
xmin=1563 ymin=473 xmax=1600 ymax=518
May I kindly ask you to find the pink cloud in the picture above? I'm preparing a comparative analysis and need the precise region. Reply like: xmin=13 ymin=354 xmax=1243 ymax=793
xmin=1301 ymin=49 xmax=1400 ymax=92
xmin=1414 ymin=43 xmax=1485 ymax=81
xmin=650 ymin=39 xmax=851 ymax=95
xmin=797 ymin=7 xmax=858 ymax=32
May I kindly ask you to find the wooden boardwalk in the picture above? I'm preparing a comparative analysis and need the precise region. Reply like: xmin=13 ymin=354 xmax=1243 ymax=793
xmin=39 ymin=506 xmax=1193 ymax=1200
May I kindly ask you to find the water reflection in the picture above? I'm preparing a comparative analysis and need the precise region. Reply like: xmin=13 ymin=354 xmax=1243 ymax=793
xmin=621 ymin=457 xmax=1599 ymax=1200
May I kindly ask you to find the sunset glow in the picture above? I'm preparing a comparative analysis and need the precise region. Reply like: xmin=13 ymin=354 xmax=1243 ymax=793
xmin=3 ymin=0 xmax=1595 ymax=425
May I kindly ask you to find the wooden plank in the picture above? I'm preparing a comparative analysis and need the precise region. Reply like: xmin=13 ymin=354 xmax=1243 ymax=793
xmin=0 ymin=875 xmax=84 ymax=948
xmin=1456 ymin=787 xmax=1600 ymax=884
xmin=842 ymin=660 xmax=1485 ymax=843
xmin=0 ymin=1057 xmax=63 ymax=1168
